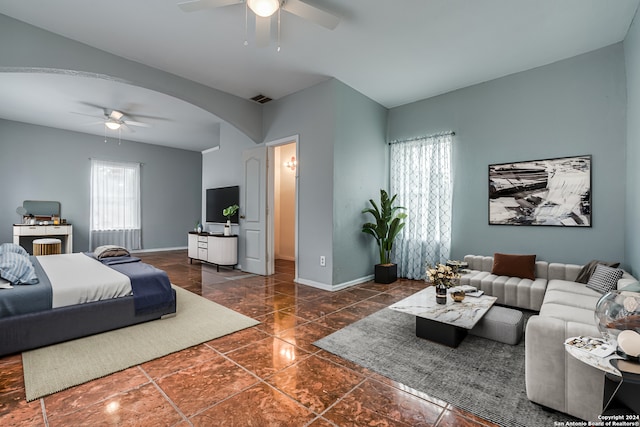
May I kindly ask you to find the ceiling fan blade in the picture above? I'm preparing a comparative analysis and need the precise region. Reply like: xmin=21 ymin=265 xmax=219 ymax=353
xmin=70 ymin=111 xmax=103 ymax=119
xmin=283 ymin=0 xmax=340 ymax=30
xmin=78 ymin=121 xmax=104 ymax=126
xmin=255 ymin=15 xmax=270 ymax=48
xmin=78 ymin=101 xmax=108 ymax=111
xmin=178 ymin=0 xmax=242 ymax=12
xmin=121 ymin=123 xmax=135 ymax=133
xmin=123 ymin=120 xmax=150 ymax=128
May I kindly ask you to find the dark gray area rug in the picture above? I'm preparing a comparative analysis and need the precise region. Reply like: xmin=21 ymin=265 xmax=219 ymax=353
xmin=314 ymin=308 xmax=577 ymax=427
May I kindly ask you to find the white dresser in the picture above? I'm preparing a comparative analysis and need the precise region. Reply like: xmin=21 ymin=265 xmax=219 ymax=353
xmin=13 ymin=224 xmax=73 ymax=254
xmin=188 ymin=232 xmax=238 ymax=271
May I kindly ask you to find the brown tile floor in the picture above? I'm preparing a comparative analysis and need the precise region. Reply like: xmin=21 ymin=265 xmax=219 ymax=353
xmin=0 ymin=250 xmax=499 ymax=427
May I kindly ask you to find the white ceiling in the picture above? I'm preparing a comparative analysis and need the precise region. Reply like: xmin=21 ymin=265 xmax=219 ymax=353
xmin=0 ymin=71 xmax=221 ymax=151
xmin=0 ymin=0 xmax=638 ymax=151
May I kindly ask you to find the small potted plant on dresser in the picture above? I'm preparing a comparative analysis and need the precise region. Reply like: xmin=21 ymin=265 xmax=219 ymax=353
xmin=361 ymin=189 xmax=407 ymax=284
xmin=222 ymin=204 xmax=239 ymax=236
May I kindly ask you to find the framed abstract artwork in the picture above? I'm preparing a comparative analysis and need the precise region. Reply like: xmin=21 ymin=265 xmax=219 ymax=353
xmin=488 ymin=155 xmax=591 ymax=227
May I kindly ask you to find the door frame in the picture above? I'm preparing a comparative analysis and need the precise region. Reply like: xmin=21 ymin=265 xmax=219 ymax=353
xmin=266 ymin=134 xmax=299 ymax=280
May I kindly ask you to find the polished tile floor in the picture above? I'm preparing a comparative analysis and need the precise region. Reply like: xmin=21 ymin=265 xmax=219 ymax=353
xmin=0 ymin=250 xmax=498 ymax=426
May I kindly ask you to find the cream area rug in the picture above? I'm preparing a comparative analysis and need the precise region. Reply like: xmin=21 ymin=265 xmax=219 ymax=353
xmin=22 ymin=286 xmax=259 ymax=401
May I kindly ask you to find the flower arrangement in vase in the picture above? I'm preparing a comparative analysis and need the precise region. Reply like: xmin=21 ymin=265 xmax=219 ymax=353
xmin=426 ymin=263 xmax=461 ymax=304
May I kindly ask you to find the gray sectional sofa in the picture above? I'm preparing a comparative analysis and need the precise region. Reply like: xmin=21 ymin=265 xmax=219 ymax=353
xmin=460 ymin=254 xmax=637 ymax=421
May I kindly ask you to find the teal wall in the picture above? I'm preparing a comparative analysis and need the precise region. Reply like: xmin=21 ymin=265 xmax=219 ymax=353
xmin=624 ymin=9 xmax=640 ymax=277
xmin=262 ymin=79 xmax=388 ymax=288
xmin=0 ymin=119 xmax=202 ymax=252
xmin=388 ymin=44 xmax=628 ymax=268
xmin=263 ymin=79 xmax=337 ymax=287
xmin=332 ymin=80 xmax=388 ymax=285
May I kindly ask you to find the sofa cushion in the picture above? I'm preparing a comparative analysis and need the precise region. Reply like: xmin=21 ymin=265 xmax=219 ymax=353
xmin=586 ymin=264 xmax=623 ymax=294
xmin=543 ymin=288 xmax=600 ymax=311
xmin=548 ymin=263 xmax=582 ymax=282
xmin=539 ymin=302 xmax=597 ymax=326
xmin=575 ymin=260 xmax=620 ymax=284
xmin=546 ymin=279 xmax=602 ymax=297
xmin=492 ymin=253 xmax=536 ymax=280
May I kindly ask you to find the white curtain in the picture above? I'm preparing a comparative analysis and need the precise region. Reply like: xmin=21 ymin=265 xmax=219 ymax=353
xmin=390 ymin=133 xmax=453 ymax=279
xmin=90 ymin=159 xmax=141 ymax=251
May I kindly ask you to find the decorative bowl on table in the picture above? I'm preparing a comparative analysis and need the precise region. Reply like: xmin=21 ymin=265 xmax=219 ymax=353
xmin=451 ymin=290 xmax=466 ymax=302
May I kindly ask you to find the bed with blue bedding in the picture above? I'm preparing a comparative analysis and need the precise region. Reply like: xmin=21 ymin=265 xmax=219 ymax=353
xmin=0 ymin=251 xmax=176 ymax=356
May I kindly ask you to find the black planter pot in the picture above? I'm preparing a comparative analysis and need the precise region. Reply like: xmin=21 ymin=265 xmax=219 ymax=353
xmin=374 ymin=263 xmax=397 ymax=284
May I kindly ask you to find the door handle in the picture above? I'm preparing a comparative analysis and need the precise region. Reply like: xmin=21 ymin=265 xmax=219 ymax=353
xmin=239 ymin=215 xmax=246 ymax=219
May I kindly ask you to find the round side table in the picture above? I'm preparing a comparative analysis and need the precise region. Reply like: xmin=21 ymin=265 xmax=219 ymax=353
xmin=566 ymin=340 xmax=640 ymax=415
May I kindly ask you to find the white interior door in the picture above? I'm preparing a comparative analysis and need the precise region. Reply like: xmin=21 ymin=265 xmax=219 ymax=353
xmin=241 ymin=146 xmax=267 ymax=275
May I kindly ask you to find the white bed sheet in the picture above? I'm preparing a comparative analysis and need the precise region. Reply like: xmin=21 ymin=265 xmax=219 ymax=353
xmin=36 ymin=253 xmax=132 ymax=308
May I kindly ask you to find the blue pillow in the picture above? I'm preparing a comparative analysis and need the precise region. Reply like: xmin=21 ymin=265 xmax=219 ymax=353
xmin=0 ymin=243 xmax=29 ymax=257
xmin=0 ymin=252 xmax=39 ymax=285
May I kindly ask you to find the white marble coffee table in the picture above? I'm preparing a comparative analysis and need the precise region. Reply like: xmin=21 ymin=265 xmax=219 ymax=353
xmin=389 ymin=286 xmax=497 ymax=347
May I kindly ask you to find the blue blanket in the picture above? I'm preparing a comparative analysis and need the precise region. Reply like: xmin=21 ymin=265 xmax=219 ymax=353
xmin=86 ymin=254 xmax=173 ymax=315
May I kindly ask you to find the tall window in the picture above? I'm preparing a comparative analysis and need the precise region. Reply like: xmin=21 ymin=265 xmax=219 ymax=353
xmin=90 ymin=159 xmax=141 ymax=251
xmin=390 ymin=132 xmax=453 ymax=279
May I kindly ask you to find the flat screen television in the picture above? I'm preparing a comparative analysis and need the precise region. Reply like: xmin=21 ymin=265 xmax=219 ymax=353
xmin=206 ymin=186 xmax=240 ymax=224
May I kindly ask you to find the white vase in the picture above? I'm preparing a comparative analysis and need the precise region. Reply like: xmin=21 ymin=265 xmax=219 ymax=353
xmin=224 ymin=220 xmax=231 ymax=236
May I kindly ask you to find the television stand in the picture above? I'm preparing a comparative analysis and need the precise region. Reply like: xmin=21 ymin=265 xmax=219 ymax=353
xmin=187 ymin=232 xmax=238 ymax=271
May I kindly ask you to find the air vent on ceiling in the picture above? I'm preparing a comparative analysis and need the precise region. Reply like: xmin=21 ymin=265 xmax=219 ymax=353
xmin=250 ymin=94 xmax=273 ymax=104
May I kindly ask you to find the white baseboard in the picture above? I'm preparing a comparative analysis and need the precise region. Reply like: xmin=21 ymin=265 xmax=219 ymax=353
xmin=296 ymin=274 xmax=374 ymax=292
xmin=131 ymin=246 xmax=187 ymax=253
xmin=332 ymin=274 xmax=374 ymax=290
xmin=295 ymin=277 xmax=333 ymax=291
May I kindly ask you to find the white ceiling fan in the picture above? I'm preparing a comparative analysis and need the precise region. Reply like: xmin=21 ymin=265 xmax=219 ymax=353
xmin=73 ymin=107 xmax=151 ymax=133
xmin=178 ymin=0 xmax=341 ymax=48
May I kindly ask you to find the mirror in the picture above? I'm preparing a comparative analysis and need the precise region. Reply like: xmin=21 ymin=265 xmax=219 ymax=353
xmin=22 ymin=200 xmax=61 ymax=217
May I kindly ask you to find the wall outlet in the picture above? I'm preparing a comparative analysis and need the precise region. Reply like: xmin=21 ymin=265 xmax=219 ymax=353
xmin=320 ymin=256 xmax=326 ymax=267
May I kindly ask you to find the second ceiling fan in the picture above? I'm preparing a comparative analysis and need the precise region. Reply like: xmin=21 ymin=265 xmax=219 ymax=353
xmin=178 ymin=0 xmax=341 ymax=48
xmin=101 ymin=109 xmax=150 ymax=132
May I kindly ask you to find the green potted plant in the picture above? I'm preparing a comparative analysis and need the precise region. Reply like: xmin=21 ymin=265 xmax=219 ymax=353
xmin=222 ymin=204 xmax=239 ymax=236
xmin=361 ymin=189 xmax=407 ymax=283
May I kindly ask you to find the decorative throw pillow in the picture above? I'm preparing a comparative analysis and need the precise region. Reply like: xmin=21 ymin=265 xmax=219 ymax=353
xmin=0 ymin=243 xmax=29 ymax=257
xmin=94 ymin=245 xmax=130 ymax=259
xmin=491 ymin=253 xmax=536 ymax=280
xmin=575 ymin=260 xmax=620 ymax=284
xmin=586 ymin=264 xmax=623 ymax=294
xmin=0 ymin=252 xmax=39 ymax=285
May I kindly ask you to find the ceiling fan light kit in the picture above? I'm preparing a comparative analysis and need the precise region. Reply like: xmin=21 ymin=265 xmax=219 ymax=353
xmin=105 ymin=120 xmax=121 ymax=130
xmin=247 ymin=0 xmax=279 ymax=18
xmin=178 ymin=0 xmax=340 ymax=50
